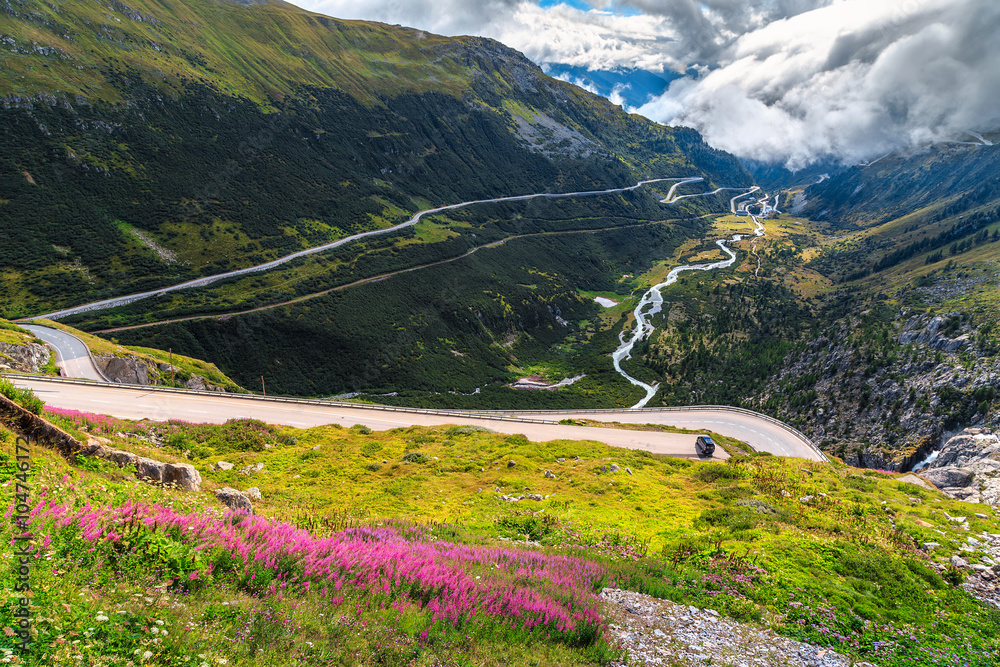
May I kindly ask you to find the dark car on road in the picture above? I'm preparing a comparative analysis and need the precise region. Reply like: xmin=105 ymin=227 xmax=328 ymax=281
xmin=695 ymin=436 xmax=716 ymax=458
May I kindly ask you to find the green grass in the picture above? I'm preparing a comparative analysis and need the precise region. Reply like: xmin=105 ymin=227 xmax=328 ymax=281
xmin=0 ymin=318 xmax=35 ymax=347
xmin=0 ymin=375 xmax=44 ymax=414
xmin=4 ymin=412 xmax=999 ymax=665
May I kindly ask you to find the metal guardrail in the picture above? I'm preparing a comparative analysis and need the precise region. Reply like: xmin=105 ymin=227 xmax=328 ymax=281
xmin=461 ymin=405 xmax=827 ymax=462
xmin=3 ymin=373 xmax=827 ymax=461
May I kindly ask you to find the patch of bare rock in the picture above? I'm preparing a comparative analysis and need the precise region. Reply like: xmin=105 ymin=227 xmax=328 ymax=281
xmin=917 ymin=428 xmax=1000 ymax=504
xmin=601 ymin=589 xmax=875 ymax=667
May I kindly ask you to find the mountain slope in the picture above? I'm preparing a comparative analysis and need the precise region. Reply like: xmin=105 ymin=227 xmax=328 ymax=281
xmin=0 ymin=0 xmax=749 ymax=318
xmin=0 ymin=0 xmax=751 ymax=399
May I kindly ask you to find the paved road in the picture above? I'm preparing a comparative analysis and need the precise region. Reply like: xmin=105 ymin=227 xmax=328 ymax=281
xmin=12 ymin=377 xmax=727 ymax=460
xmin=28 ymin=177 xmax=703 ymax=322
xmin=21 ymin=325 xmax=106 ymax=382
xmin=480 ymin=409 xmax=819 ymax=460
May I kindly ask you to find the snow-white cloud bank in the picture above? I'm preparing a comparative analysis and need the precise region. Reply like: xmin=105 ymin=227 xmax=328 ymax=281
xmin=639 ymin=0 xmax=1000 ymax=168
xmin=289 ymin=0 xmax=1000 ymax=168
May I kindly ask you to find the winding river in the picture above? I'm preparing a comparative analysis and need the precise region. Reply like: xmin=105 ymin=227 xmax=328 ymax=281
xmin=613 ymin=186 xmax=766 ymax=409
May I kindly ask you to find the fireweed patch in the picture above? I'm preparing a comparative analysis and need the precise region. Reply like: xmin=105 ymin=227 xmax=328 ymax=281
xmin=33 ymin=500 xmax=606 ymax=646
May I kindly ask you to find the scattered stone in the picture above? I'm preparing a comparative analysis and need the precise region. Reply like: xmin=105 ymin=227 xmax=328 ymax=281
xmin=164 ymin=463 xmax=202 ymax=492
xmin=214 ymin=461 xmax=234 ymax=471
xmin=626 ymin=467 xmax=633 ymax=476
xmin=556 ymin=458 xmax=565 ymax=463
xmin=951 ymin=555 xmax=970 ymax=569
xmin=311 ymin=445 xmax=321 ymax=451
xmin=780 ymin=489 xmax=791 ymax=498
xmin=914 ymin=519 xmax=933 ymax=528
xmin=544 ymin=470 xmax=556 ymax=479
xmin=921 ymin=542 xmax=940 ymax=550
xmin=897 ymin=474 xmax=935 ymax=491
xmin=215 ymin=487 xmax=252 ymax=514
xmin=525 ymin=493 xmax=543 ymax=501
xmin=602 ymin=588 xmax=874 ymax=667
xmin=244 ymin=487 xmax=263 ymax=501
xmin=239 ymin=462 xmax=265 ymax=475
xmin=610 ymin=464 xmax=620 ymax=472
xmin=976 ymin=513 xmax=989 ymax=519
xmin=507 ymin=460 xmax=517 ymax=468
xmin=921 ymin=466 xmax=976 ymax=489
xmin=799 ymin=495 xmax=814 ymax=503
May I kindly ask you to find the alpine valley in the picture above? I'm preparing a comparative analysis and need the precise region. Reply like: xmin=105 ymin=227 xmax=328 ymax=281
xmin=1 ymin=1 xmax=1000 ymax=666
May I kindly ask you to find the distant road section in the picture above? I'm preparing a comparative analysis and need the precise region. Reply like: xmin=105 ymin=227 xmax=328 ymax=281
xmin=21 ymin=325 xmax=106 ymax=382
xmin=27 ymin=176 xmax=707 ymax=322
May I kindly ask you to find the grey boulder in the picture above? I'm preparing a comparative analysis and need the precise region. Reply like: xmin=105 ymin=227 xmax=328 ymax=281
xmin=215 ymin=487 xmax=253 ymax=514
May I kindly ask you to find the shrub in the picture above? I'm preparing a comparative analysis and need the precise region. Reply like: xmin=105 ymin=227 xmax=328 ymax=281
xmin=446 ymin=425 xmax=496 ymax=436
xmin=351 ymin=424 xmax=373 ymax=435
xmin=0 ymin=377 xmax=44 ymax=415
xmin=402 ymin=452 xmax=428 ymax=464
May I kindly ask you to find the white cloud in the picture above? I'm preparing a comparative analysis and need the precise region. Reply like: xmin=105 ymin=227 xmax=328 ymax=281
xmin=638 ymin=0 xmax=1000 ymax=168
xmin=293 ymin=0 xmax=680 ymax=71
xmin=288 ymin=0 xmax=1000 ymax=168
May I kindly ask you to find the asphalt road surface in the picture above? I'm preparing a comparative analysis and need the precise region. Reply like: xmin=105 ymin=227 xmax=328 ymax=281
xmin=481 ymin=409 xmax=820 ymax=460
xmin=14 ymin=326 xmax=822 ymax=461
xmin=21 ymin=325 xmax=106 ymax=382
xmin=13 ymin=377 xmax=727 ymax=460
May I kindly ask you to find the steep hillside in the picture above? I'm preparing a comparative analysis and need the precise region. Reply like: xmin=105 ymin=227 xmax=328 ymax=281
xmin=0 ymin=0 xmax=752 ymax=399
xmin=801 ymin=136 xmax=1000 ymax=228
xmin=0 ymin=0 xmax=748 ymax=318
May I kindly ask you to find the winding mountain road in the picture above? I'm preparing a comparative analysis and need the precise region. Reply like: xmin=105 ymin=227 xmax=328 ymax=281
xmin=7 ymin=374 xmax=823 ymax=461
xmin=28 ymin=177 xmax=704 ymax=322
xmin=21 ymin=325 xmax=107 ymax=382
xmin=10 ymin=178 xmax=825 ymax=461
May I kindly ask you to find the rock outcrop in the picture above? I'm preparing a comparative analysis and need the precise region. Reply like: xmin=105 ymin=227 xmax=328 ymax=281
xmin=0 ymin=394 xmax=203 ymax=491
xmin=759 ymin=308 xmax=1000 ymax=469
xmin=84 ymin=439 xmax=202 ymax=491
xmin=97 ymin=355 xmax=150 ymax=385
xmin=0 ymin=341 xmax=50 ymax=373
xmin=898 ymin=313 xmax=971 ymax=352
xmin=918 ymin=428 xmax=1000 ymax=504
xmin=215 ymin=487 xmax=253 ymax=514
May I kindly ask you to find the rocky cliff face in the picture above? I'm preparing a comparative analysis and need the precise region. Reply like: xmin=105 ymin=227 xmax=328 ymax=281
xmin=917 ymin=428 xmax=1000 ymax=505
xmin=0 ymin=340 xmax=50 ymax=373
xmin=97 ymin=354 xmax=228 ymax=391
xmin=759 ymin=308 xmax=999 ymax=470
xmin=97 ymin=355 xmax=150 ymax=385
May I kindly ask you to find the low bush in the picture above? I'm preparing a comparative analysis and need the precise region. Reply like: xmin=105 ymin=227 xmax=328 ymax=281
xmin=0 ymin=376 xmax=44 ymax=415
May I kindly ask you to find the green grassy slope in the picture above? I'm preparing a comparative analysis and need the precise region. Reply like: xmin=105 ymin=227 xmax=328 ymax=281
xmin=5 ymin=410 xmax=999 ymax=666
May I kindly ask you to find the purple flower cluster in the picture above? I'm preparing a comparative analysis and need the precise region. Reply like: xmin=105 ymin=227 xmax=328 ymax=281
xmin=44 ymin=406 xmax=124 ymax=434
xmin=35 ymin=500 xmax=606 ymax=639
